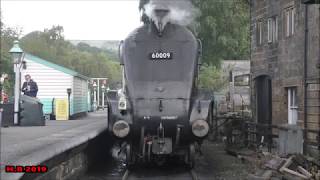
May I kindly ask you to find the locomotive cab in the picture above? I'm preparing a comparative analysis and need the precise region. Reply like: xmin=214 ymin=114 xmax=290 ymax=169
xmin=107 ymin=7 xmax=213 ymax=168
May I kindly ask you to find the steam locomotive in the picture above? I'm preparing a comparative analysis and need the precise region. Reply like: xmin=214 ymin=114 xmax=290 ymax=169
xmin=107 ymin=7 xmax=213 ymax=168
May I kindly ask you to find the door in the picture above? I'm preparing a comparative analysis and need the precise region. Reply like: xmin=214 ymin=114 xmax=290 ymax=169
xmin=256 ymin=76 xmax=272 ymax=125
xmin=288 ymin=87 xmax=298 ymax=125
xmin=255 ymin=76 xmax=272 ymax=144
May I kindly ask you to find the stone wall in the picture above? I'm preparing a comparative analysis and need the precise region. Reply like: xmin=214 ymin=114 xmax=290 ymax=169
xmin=34 ymin=152 xmax=87 ymax=180
xmin=250 ymin=0 xmax=320 ymax=156
xmin=21 ymin=131 xmax=112 ymax=180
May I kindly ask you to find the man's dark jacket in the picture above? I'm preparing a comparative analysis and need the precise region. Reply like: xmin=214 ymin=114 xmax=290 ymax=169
xmin=22 ymin=80 xmax=38 ymax=97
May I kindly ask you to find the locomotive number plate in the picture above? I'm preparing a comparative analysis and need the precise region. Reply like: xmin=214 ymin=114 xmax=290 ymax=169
xmin=149 ymin=52 xmax=173 ymax=60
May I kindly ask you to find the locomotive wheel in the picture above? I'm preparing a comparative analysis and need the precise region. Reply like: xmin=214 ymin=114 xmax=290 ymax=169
xmin=186 ymin=144 xmax=195 ymax=169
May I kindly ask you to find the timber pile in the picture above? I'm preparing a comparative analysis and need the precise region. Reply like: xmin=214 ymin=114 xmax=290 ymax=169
xmin=244 ymin=153 xmax=320 ymax=180
xmin=224 ymin=137 xmax=319 ymax=179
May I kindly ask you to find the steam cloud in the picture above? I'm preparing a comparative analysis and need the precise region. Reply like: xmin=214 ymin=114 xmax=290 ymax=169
xmin=143 ymin=0 xmax=200 ymax=27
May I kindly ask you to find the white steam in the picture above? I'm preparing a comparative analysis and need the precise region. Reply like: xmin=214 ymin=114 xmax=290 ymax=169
xmin=143 ymin=0 xmax=199 ymax=27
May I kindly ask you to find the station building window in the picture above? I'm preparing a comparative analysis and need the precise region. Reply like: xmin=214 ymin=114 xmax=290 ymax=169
xmin=267 ymin=16 xmax=278 ymax=43
xmin=256 ymin=20 xmax=263 ymax=46
xmin=284 ymin=6 xmax=295 ymax=37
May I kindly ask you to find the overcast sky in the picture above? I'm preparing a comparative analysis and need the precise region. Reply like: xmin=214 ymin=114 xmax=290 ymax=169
xmin=1 ymin=0 xmax=142 ymax=40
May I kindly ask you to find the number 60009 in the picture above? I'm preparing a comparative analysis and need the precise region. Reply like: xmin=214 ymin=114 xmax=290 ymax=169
xmin=150 ymin=52 xmax=172 ymax=60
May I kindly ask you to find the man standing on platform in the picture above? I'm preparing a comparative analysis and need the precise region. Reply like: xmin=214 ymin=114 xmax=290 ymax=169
xmin=22 ymin=74 xmax=38 ymax=97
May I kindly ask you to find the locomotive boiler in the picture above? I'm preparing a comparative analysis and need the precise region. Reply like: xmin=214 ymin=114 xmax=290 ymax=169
xmin=107 ymin=7 xmax=213 ymax=168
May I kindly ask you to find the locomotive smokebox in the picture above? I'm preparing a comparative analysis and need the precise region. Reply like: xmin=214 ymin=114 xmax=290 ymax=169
xmin=153 ymin=7 xmax=170 ymax=36
xmin=153 ymin=8 xmax=169 ymax=36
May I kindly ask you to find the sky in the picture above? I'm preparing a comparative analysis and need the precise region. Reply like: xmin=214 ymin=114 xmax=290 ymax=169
xmin=1 ymin=0 xmax=142 ymax=40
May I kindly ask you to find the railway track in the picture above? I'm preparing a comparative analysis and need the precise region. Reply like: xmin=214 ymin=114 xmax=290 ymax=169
xmin=121 ymin=168 xmax=199 ymax=180
xmin=80 ymin=142 xmax=252 ymax=180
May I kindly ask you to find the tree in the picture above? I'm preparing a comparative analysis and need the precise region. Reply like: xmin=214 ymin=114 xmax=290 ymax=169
xmin=192 ymin=0 xmax=250 ymax=66
xmin=19 ymin=26 xmax=121 ymax=88
xmin=198 ymin=64 xmax=228 ymax=91
xmin=138 ymin=0 xmax=250 ymax=66
xmin=0 ymin=20 xmax=23 ymax=97
xmin=44 ymin=25 xmax=64 ymax=41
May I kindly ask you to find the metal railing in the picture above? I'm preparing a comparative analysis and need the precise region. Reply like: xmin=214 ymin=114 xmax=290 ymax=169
xmin=244 ymin=121 xmax=320 ymax=154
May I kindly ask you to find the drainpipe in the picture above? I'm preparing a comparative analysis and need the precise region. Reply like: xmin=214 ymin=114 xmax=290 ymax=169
xmin=249 ymin=0 xmax=253 ymax=122
xmin=318 ymin=4 xmax=320 ymax=160
xmin=303 ymin=4 xmax=308 ymax=154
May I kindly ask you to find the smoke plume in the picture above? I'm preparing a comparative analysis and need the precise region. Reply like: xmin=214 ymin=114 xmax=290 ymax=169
xmin=143 ymin=0 xmax=200 ymax=27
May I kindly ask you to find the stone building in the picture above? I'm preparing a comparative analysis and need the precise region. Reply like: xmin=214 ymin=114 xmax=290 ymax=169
xmin=250 ymin=0 xmax=319 ymax=157
xmin=214 ymin=60 xmax=250 ymax=114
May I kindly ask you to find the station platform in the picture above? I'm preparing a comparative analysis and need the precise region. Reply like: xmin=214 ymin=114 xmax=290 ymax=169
xmin=0 ymin=110 xmax=108 ymax=180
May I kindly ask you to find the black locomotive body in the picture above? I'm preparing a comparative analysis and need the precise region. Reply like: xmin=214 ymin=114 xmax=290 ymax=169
xmin=107 ymin=11 xmax=213 ymax=167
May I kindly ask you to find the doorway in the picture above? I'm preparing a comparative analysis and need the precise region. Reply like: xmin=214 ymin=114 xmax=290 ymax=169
xmin=255 ymin=75 xmax=272 ymax=125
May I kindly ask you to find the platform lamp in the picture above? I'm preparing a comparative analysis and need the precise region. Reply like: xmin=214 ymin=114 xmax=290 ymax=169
xmin=9 ymin=40 xmax=24 ymax=125
xmin=101 ymin=84 xmax=106 ymax=110
xmin=67 ymin=88 xmax=72 ymax=120
xmin=93 ymin=81 xmax=97 ymax=111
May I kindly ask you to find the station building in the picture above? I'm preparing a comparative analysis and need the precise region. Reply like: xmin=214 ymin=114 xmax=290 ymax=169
xmin=21 ymin=53 xmax=91 ymax=119
xmin=250 ymin=0 xmax=320 ymax=157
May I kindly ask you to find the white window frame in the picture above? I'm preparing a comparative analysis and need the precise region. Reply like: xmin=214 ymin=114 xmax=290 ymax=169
xmin=273 ymin=16 xmax=278 ymax=42
xmin=286 ymin=10 xmax=290 ymax=37
xmin=268 ymin=18 xmax=272 ymax=43
xmin=256 ymin=20 xmax=263 ymax=45
xmin=267 ymin=16 xmax=278 ymax=43
xmin=285 ymin=7 xmax=295 ymax=37
xmin=288 ymin=87 xmax=298 ymax=125
xmin=291 ymin=8 xmax=295 ymax=35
